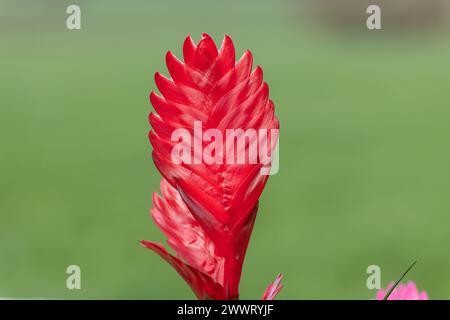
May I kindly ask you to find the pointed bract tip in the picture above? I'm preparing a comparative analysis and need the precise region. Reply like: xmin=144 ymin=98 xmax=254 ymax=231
xmin=262 ymin=273 xmax=284 ymax=300
xmin=154 ymin=71 xmax=161 ymax=82
xmin=139 ymin=239 xmax=147 ymax=247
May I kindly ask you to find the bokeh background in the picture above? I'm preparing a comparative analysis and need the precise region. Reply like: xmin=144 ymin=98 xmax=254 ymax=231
xmin=1 ymin=0 xmax=450 ymax=299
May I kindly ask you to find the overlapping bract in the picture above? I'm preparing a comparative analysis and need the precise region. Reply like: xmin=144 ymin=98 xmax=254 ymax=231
xmin=142 ymin=34 xmax=280 ymax=299
xmin=141 ymin=180 xmax=226 ymax=299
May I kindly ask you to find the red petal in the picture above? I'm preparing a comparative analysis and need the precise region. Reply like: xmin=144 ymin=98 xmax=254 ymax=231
xmin=217 ymin=35 xmax=236 ymax=75
xmin=183 ymin=35 xmax=196 ymax=67
xmin=165 ymin=51 xmax=190 ymax=85
xmin=194 ymin=33 xmax=218 ymax=73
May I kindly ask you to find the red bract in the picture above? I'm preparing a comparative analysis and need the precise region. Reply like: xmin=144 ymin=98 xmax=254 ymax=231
xmin=142 ymin=34 xmax=281 ymax=299
xmin=141 ymin=180 xmax=226 ymax=299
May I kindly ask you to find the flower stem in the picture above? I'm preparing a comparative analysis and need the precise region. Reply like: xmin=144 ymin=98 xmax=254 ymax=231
xmin=383 ymin=259 xmax=418 ymax=300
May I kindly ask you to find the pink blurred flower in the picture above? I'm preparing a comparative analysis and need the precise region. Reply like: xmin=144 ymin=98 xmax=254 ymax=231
xmin=376 ymin=281 xmax=429 ymax=300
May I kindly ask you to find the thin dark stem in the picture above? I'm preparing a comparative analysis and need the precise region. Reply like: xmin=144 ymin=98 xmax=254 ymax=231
xmin=383 ymin=259 xmax=418 ymax=300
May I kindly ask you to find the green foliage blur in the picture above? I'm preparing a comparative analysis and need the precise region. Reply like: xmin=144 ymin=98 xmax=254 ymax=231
xmin=1 ymin=0 xmax=450 ymax=299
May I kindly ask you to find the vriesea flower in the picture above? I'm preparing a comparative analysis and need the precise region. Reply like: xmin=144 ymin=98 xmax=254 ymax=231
xmin=141 ymin=34 xmax=281 ymax=299
xmin=376 ymin=281 xmax=429 ymax=300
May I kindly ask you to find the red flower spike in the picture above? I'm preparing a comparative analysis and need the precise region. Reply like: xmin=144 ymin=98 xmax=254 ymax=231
xmin=262 ymin=274 xmax=284 ymax=300
xmin=144 ymin=34 xmax=280 ymax=299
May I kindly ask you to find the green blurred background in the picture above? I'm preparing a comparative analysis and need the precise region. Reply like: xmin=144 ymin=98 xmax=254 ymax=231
xmin=1 ymin=0 xmax=450 ymax=299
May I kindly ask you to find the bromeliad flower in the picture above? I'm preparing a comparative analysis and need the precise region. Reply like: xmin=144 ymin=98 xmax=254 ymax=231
xmin=141 ymin=34 xmax=281 ymax=299
xmin=376 ymin=282 xmax=429 ymax=300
